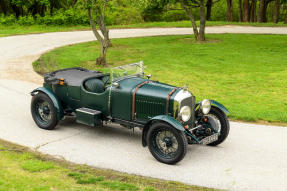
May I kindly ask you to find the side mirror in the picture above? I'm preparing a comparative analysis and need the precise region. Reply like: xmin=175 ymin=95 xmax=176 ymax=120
xmin=147 ymin=74 xmax=152 ymax=79
xmin=112 ymin=82 xmax=120 ymax=88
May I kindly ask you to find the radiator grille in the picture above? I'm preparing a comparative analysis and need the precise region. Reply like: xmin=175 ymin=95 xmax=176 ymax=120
xmin=135 ymin=95 xmax=166 ymax=120
xmin=180 ymin=95 xmax=196 ymax=127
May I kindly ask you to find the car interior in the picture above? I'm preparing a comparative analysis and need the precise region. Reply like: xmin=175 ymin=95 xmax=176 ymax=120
xmin=84 ymin=74 xmax=110 ymax=94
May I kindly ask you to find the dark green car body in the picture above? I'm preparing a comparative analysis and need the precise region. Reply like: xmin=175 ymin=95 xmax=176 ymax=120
xmin=31 ymin=63 xmax=230 ymax=164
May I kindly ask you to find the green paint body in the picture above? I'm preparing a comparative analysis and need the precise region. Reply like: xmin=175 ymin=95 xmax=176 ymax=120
xmin=31 ymin=87 xmax=64 ymax=120
xmin=40 ymin=76 xmax=180 ymax=126
xmin=32 ymin=69 xmax=229 ymax=144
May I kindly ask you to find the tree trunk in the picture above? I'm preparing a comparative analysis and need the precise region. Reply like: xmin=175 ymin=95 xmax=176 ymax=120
xmin=40 ymin=5 xmax=45 ymax=17
xmin=261 ymin=0 xmax=271 ymax=22
xmin=198 ymin=0 xmax=206 ymax=41
xmin=273 ymin=0 xmax=280 ymax=23
xmin=250 ymin=0 xmax=257 ymax=22
xmin=238 ymin=0 xmax=243 ymax=22
xmin=243 ymin=0 xmax=249 ymax=22
xmin=258 ymin=0 xmax=271 ymax=22
xmin=285 ymin=12 xmax=287 ymax=24
xmin=206 ymin=0 xmax=212 ymax=21
xmin=180 ymin=0 xmax=199 ymax=40
xmin=88 ymin=7 xmax=109 ymax=65
xmin=0 ymin=0 xmax=7 ymax=16
xmin=97 ymin=45 xmax=107 ymax=65
xmin=249 ymin=1 xmax=253 ymax=22
xmin=11 ymin=5 xmax=21 ymax=18
xmin=72 ymin=0 xmax=78 ymax=7
xmin=50 ymin=6 xmax=54 ymax=15
xmin=253 ymin=0 xmax=257 ymax=22
xmin=226 ymin=0 xmax=233 ymax=22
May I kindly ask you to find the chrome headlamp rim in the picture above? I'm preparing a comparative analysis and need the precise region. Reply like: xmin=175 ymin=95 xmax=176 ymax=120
xmin=180 ymin=106 xmax=191 ymax=122
xmin=200 ymin=99 xmax=211 ymax=114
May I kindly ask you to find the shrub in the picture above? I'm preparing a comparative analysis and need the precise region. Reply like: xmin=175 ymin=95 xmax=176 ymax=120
xmin=107 ymin=7 xmax=144 ymax=25
xmin=162 ymin=10 xmax=189 ymax=22
xmin=0 ymin=15 xmax=17 ymax=25
xmin=18 ymin=15 xmax=35 ymax=25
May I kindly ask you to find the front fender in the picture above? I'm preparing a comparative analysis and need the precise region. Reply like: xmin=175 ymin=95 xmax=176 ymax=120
xmin=210 ymin=100 xmax=229 ymax=114
xmin=142 ymin=115 xmax=185 ymax=147
xmin=196 ymin=100 xmax=229 ymax=115
xmin=31 ymin=87 xmax=64 ymax=120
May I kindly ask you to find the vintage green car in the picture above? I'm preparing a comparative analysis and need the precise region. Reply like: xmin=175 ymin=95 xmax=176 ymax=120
xmin=31 ymin=62 xmax=230 ymax=164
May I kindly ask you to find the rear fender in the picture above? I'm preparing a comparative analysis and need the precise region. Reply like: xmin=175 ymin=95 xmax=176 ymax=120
xmin=31 ymin=87 xmax=64 ymax=120
xmin=142 ymin=115 xmax=185 ymax=147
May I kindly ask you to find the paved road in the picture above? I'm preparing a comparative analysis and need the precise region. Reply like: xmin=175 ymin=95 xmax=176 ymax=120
xmin=0 ymin=27 xmax=287 ymax=191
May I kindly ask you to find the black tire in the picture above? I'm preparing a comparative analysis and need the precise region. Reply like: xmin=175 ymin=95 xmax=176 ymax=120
xmin=31 ymin=92 xmax=58 ymax=130
xmin=147 ymin=122 xmax=187 ymax=164
xmin=207 ymin=107 xmax=230 ymax=146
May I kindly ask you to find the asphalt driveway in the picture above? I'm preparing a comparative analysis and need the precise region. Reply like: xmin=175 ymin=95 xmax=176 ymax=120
xmin=0 ymin=26 xmax=287 ymax=191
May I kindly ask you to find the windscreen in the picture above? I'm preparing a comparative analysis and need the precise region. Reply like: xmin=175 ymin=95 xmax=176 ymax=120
xmin=110 ymin=61 xmax=144 ymax=82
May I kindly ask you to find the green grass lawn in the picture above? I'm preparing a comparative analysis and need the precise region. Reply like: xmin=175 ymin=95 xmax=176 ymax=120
xmin=0 ymin=21 xmax=286 ymax=37
xmin=0 ymin=139 xmax=213 ymax=191
xmin=33 ymin=34 xmax=287 ymax=124
xmin=0 ymin=25 xmax=90 ymax=37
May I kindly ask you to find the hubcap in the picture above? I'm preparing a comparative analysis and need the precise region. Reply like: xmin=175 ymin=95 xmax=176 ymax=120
xmin=163 ymin=137 xmax=173 ymax=147
xmin=154 ymin=130 xmax=179 ymax=158
xmin=36 ymin=101 xmax=52 ymax=123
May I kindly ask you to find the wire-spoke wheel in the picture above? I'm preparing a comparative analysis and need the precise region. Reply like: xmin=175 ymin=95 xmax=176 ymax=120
xmin=31 ymin=92 xmax=58 ymax=130
xmin=207 ymin=106 xmax=230 ymax=146
xmin=147 ymin=122 xmax=187 ymax=164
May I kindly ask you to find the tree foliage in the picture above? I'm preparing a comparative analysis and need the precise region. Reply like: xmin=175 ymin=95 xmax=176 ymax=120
xmin=0 ymin=0 xmax=286 ymax=24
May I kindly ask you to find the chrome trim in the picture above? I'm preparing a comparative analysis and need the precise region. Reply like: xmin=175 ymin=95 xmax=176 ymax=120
xmin=189 ymin=125 xmax=202 ymax=132
xmin=76 ymin=108 xmax=99 ymax=115
xmin=173 ymin=89 xmax=192 ymax=117
xmin=174 ymin=89 xmax=192 ymax=104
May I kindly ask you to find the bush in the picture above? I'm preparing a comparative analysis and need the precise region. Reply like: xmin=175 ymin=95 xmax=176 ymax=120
xmin=107 ymin=7 xmax=144 ymax=25
xmin=0 ymin=15 xmax=17 ymax=25
xmin=0 ymin=5 xmax=142 ymax=26
xmin=34 ymin=9 xmax=88 ymax=26
xmin=18 ymin=15 xmax=35 ymax=25
xmin=162 ymin=10 xmax=189 ymax=22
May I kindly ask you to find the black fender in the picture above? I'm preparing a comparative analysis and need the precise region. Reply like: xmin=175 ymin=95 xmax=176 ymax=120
xmin=142 ymin=115 xmax=185 ymax=147
xmin=31 ymin=87 xmax=64 ymax=120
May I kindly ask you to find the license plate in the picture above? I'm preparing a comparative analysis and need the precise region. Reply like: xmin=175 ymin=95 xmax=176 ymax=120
xmin=200 ymin=134 xmax=219 ymax=145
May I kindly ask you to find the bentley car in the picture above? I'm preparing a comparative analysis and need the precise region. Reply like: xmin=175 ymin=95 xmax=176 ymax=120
xmin=31 ymin=62 xmax=230 ymax=164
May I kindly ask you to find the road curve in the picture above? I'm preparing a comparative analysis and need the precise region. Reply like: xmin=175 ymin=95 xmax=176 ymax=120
xmin=0 ymin=26 xmax=287 ymax=191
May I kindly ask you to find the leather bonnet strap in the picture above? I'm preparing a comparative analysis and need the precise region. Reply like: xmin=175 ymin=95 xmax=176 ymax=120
xmin=166 ymin=88 xmax=178 ymax=115
xmin=132 ymin=81 xmax=150 ymax=119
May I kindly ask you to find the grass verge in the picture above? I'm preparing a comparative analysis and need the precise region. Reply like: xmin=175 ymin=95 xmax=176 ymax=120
xmin=0 ymin=21 xmax=286 ymax=37
xmin=33 ymin=34 xmax=287 ymax=124
xmin=0 ymin=139 xmax=216 ymax=191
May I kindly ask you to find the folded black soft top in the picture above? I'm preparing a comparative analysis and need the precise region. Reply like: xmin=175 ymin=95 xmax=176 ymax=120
xmin=44 ymin=67 xmax=106 ymax=86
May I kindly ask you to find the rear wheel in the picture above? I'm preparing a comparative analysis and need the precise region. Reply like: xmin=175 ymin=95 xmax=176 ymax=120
xmin=147 ymin=122 xmax=187 ymax=164
xmin=31 ymin=92 xmax=58 ymax=130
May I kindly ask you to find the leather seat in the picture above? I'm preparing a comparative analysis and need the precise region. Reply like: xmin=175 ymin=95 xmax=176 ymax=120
xmin=84 ymin=78 xmax=105 ymax=93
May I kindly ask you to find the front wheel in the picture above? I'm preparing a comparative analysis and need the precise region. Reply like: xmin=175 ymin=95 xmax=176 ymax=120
xmin=147 ymin=122 xmax=187 ymax=164
xmin=207 ymin=107 xmax=230 ymax=146
xmin=31 ymin=92 xmax=58 ymax=130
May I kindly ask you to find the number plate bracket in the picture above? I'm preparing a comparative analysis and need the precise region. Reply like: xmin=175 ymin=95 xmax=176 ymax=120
xmin=200 ymin=133 xmax=219 ymax=145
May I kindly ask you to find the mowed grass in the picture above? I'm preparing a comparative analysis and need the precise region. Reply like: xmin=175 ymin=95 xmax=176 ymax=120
xmin=0 ymin=139 xmax=213 ymax=191
xmin=33 ymin=34 xmax=287 ymax=124
xmin=0 ymin=20 xmax=286 ymax=37
xmin=0 ymin=24 xmax=90 ymax=37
